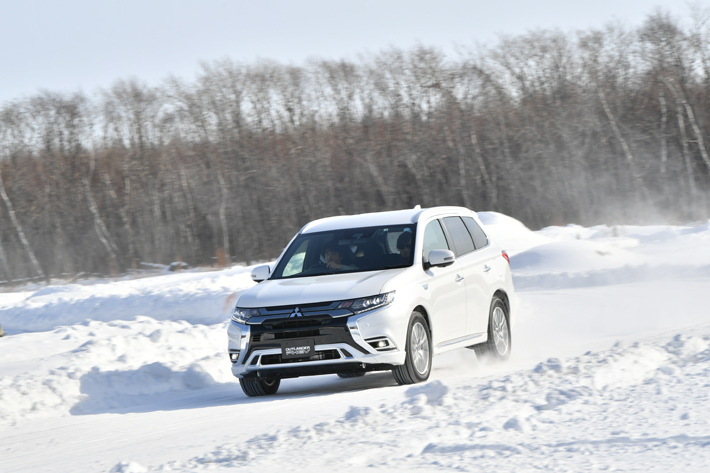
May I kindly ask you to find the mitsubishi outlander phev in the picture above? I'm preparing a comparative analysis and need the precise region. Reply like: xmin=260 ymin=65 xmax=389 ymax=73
xmin=227 ymin=206 xmax=515 ymax=396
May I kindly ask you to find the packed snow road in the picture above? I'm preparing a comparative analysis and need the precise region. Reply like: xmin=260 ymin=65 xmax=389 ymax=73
xmin=1 ymin=213 xmax=709 ymax=472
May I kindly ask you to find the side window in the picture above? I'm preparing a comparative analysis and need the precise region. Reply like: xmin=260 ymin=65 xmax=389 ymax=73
xmin=422 ymin=220 xmax=449 ymax=262
xmin=282 ymin=240 xmax=309 ymax=277
xmin=463 ymin=217 xmax=489 ymax=249
xmin=443 ymin=217 xmax=475 ymax=256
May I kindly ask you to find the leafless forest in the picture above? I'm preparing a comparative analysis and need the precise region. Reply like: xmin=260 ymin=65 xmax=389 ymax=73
xmin=1 ymin=11 xmax=709 ymax=282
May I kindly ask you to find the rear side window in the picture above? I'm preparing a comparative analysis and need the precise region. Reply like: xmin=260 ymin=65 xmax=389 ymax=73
xmin=422 ymin=220 xmax=449 ymax=262
xmin=463 ymin=217 xmax=489 ymax=249
xmin=443 ymin=217 xmax=475 ymax=256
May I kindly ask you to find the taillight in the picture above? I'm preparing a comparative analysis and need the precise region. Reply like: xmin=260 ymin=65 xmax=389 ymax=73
xmin=502 ymin=250 xmax=510 ymax=266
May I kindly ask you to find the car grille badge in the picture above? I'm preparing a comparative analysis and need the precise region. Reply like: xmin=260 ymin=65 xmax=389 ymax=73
xmin=289 ymin=307 xmax=303 ymax=318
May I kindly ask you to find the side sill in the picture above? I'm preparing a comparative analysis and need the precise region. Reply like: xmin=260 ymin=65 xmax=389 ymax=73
xmin=433 ymin=333 xmax=485 ymax=355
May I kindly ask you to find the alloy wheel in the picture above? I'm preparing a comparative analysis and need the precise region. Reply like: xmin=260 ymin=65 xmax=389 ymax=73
xmin=492 ymin=306 xmax=509 ymax=356
xmin=411 ymin=321 xmax=430 ymax=375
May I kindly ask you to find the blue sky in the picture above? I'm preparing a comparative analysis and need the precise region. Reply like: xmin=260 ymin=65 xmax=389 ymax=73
xmin=0 ymin=0 xmax=695 ymax=104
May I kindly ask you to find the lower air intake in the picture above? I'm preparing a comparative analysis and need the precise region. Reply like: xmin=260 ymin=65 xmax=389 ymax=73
xmin=260 ymin=349 xmax=341 ymax=365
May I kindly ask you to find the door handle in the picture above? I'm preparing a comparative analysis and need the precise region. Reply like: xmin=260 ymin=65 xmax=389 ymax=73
xmin=455 ymin=274 xmax=464 ymax=282
xmin=483 ymin=265 xmax=492 ymax=272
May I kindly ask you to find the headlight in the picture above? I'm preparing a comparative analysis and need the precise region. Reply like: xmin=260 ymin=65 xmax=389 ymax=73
xmin=338 ymin=291 xmax=395 ymax=314
xmin=232 ymin=307 xmax=260 ymax=324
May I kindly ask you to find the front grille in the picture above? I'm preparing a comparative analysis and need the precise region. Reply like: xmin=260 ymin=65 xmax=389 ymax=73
xmin=253 ymin=330 xmax=320 ymax=342
xmin=271 ymin=329 xmax=319 ymax=340
xmin=261 ymin=301 xmax=338 ymax=313
xmin=244 ymin=314 xmax=363 ymax=363
xmin=260 ymin=349 xmax=341 ymax=365
xmin=262 ymin=317 xmax=329 ymax=330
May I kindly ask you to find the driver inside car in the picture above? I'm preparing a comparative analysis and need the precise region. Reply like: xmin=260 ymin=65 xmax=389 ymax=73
xmin=396 ymin=232 xmax=412 ymax=264
xmin=324 ymin=242 xmax=358 ymax=271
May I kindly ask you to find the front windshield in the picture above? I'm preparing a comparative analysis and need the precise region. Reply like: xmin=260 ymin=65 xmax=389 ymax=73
xmin=271 ymin=224 xmax=417 ymax=279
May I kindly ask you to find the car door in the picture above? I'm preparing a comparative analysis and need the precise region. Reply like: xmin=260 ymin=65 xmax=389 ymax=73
xmin=441 ymin=216 xmax=482 ymax=336
xmin=461 ymin=216 xmax=500 ymax=335
xmin=419 ymin=219 xmax=467 ymax=346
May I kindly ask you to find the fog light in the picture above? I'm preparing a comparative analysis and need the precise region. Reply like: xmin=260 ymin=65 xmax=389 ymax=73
xmin=366 ymin=337 xmax=395 ymax=351
xmin=229 ymin=351 xmax=240 ymax=363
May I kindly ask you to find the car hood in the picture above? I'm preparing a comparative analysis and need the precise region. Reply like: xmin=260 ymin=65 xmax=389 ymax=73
xmin=237 ymin=269 xmax=406 ymax=308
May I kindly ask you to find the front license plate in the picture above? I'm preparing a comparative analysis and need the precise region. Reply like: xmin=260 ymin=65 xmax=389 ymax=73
xmin=281 ymin=339 xmax=315 ymax=360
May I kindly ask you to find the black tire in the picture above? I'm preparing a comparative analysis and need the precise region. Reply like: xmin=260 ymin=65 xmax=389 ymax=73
xmin=337 ymin=371 xmax=366 ymax=378
xmin=473 ymin=296 xmax=511 ymax=361
xmin=392 ymin=311 xmax=432 ymax=385
xmin=239 ymin=377 xmax=281 ymax=397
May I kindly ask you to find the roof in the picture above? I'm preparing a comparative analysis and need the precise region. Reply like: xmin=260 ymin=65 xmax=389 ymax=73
xmin=300 ymin=206 xmax=475 ymax=234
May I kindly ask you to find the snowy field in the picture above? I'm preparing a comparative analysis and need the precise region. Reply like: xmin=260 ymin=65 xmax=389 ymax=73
xmin=1 ymin=212 xmax=709 ymax=473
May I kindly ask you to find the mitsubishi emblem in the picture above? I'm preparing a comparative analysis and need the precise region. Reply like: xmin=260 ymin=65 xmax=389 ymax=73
xmin=289 ymin=307 xmax=303 ymax=318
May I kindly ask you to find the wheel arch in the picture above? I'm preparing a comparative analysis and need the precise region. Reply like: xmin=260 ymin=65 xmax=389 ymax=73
xmin=492 ymin=288 xmax=515 ymax=334
xmin=493 ymin=289 xmax=510 ymax=315
xmin=412 ymin=304 xmax=431 ymax=337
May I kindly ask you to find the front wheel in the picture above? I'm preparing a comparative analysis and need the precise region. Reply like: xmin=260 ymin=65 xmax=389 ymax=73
xmin=239 ymin=377 xmax=280 ymax=397
xmin=473 ymin=296 xmax=511 ymax=361
xmin=392 ymin=311 xmax=432 ymax=385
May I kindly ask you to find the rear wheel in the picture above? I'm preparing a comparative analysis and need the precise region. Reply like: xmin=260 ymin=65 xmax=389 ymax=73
xmin=392 ymin=311 xmax=432 ymax=385
xmin=473 ymin=296 xmax=511 ymax=361
xmin=239 ymin=377 xmax=280 ymax=397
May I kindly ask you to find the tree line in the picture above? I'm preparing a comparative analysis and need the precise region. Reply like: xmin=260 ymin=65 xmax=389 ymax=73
xmin=0 ymin=10 xmax=709 ymax=283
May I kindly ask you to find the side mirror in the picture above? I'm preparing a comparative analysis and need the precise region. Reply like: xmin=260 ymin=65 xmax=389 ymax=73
xmin=426 ymin=249 xmax=456 ymax=269
xmin=250 ymin=264 xmax=271 ymax=283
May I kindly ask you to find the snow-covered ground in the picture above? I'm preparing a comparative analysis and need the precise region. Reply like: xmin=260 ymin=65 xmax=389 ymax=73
xmin=1 ymin=212 xmax=709 ymax=472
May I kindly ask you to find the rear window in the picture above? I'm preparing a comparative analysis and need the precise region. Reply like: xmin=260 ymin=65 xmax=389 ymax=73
xmin=443 ymin=217 xmax=475 ymax=256
xmin=463 ymin=217 xmax=489 ymax=249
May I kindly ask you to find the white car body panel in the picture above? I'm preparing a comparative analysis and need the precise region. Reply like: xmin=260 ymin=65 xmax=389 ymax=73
xmin=238 ymin=269 xmax=405 ymax=308
xmin=459 ymin=243 xmax=503 ymax=335
xmin=420 ymin=261 xmax=467 ymax=345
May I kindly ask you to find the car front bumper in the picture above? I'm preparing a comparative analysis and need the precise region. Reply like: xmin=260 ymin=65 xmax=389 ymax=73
xmin=227 ymin=305 xmax=407 ymax=379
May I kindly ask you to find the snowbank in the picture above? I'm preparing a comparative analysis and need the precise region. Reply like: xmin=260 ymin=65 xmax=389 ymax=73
xmin=477 ymin=211 xmax=552 ymax=255
xmin=510 ymin=239 xmax=643 ymax=274
xmin=510 ymin=219 xmax=710 ymax=290
xmin=0 ymin=317 xmax=232 ymax=424
xmin=0 ymin=265 xmax=255 ymax=333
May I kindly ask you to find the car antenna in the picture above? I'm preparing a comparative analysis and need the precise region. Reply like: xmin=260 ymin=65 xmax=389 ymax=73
xmin=413 ymin=205 xmax=421 ymax=210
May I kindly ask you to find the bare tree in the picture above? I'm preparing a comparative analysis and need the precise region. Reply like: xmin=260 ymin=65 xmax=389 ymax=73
xmin=0 ymin=9 xmax=709 ymax=282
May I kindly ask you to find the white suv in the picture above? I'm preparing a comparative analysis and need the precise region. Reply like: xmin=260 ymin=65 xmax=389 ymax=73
xmin=227 ymin=206 xmax=515 ymax=396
